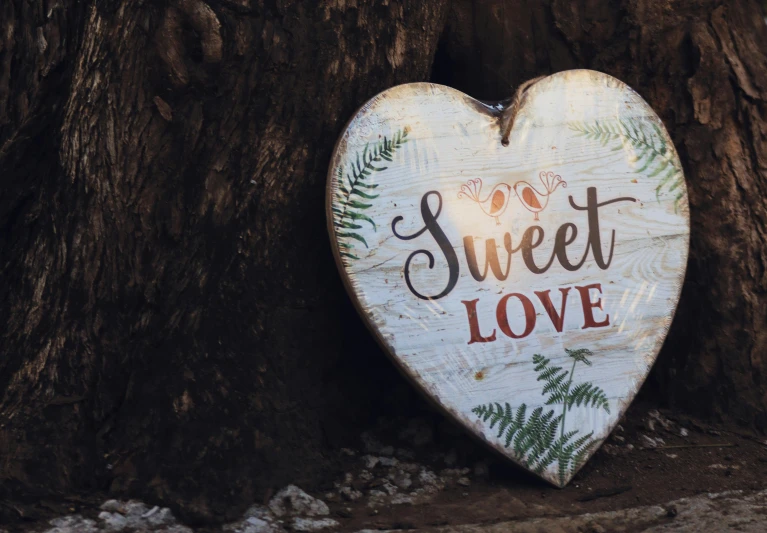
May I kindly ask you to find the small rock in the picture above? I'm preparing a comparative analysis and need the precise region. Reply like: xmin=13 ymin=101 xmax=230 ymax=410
xmin=291 ymin=517 xmax=339 ymax=532
xmin=99 ymin=511 xmax=128 ymax=531
xmin=338 ymin=486 xmax=363 ymax=502
xmin=382 ymin=480 xmax=398 ymax=495
xmin=358 ymin=469 xmax=373 ymax=482
xmin=99 ymin=500 xmax=122 ymax=513
xmin=418 ymin=469 xmax=445 ymax=492
xmin=666 ymin=453 xmax=678 ymax=459
xmin=625 ymin=444 xmax=635 ymax=451
xmin=378 ymin=456 xmax=398 ymax=467
xmin=639 ymin=434 xmax=665 ymax=449
xmin=708 ymin=463 xmax=740 ymax=470
xmin=223 ymin=507 xmax=281 ymax=533
xmin=390 ymin=494 xmax=414 ymax=505
xmin=246 ymin=517 xmax=275 ymax=532
xmin=398 ymin=462 xmax=420 ymax=474
xmin=158 ymin=526 xmax=194 ymax=533
xmin=50 ymin=516 xmax=84 ymax=528
xmin=418 ymin=469 xmax=440 ymax=486
xmin=679 ymin=427 xmax=689 ymax=437
xmin=122 ymin=500 xmax=150 ymax=517
xmin=142 ymin=505 xmax=160 ymax=518
xmin=268 ymin=485 xmax=329 ymax=517
xmin=457 ymin=477 xmax=471 ymax=486
xmin=367 ymin=489 xmax=389 ymax=508
xmin=337 ymin=507 xmax=353 ymax=518
xmin=389 ymin=470 xmax=412 ymax=490
xmin=147 ymin=507 xmax=176 ymax=527
xmin=341 ymin=448 xmax=356 ymax=456
xmin=362 ymin=455 xmax=379 ymax=469
xmin=611 ymin=435 xmax=625 ymax=443
xmin=647 ymin=410 xmax=674 ymax=430
xmin=243 ymin=505 xmax=272 ymax=519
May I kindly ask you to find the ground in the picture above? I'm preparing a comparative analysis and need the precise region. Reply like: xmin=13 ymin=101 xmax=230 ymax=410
xmin=3 ymin=400 xmax=767 ymax=532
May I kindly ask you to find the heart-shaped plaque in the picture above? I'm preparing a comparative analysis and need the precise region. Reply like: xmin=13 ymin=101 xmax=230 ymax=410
xmin=327 ymin=70 xmax=689 ymax=486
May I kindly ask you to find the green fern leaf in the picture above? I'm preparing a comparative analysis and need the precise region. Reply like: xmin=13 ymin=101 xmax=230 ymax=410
xmin=334 ymin=127 xmax=409 ymax=261
xmin=565 ymin=348 xmax=593 ymax=365
xmin=569 ymin=117 xmax=685 ymax=211
xmin=337 ymin=232 xmax=367 ymax=247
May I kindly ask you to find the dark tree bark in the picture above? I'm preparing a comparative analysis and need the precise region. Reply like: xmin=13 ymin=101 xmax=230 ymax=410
xmin=1 ymin=0 xmax=766 ymax=522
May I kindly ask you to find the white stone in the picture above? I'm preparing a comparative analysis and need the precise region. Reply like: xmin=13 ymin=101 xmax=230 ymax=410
xmin=378 ymin=456 xmax=398 ymax=467
xmin=339 ymin=486 xmax=363 ymax=501
xmin=49 ymin=516 xmax=83 ymax=528
xmin=268 ymin=485 xmax=329 ymax=517
xmin=99 ymin=500 xmax=122 ymax=512
xmin=390 ymin=494 xmax=415 ymax=505
xmin=46 ymin=515 xmax=99 ymax=533
xmin=98 ymin=511 xmax=128 ymax=531
xmin=291 ymin=517 xmax=339 ymax=532
xmin=146 ymin=507 xmax=176 ymax=526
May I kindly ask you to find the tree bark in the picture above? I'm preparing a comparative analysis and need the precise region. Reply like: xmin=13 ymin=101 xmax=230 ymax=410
xmin=1 ymin=0 xmax=766 ymax=522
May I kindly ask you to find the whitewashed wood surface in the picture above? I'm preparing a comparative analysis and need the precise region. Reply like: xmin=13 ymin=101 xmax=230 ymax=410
xmin=326 ymin=70 xmax=689 ymax=487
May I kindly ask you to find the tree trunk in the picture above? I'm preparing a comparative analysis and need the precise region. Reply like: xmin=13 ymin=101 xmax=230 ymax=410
xmin=1 ymin=0 xmax=766 ymax=522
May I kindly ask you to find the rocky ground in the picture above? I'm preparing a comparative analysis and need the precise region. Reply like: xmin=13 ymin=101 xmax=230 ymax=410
xmin=4 ymin=401 xmax=767 ymax=532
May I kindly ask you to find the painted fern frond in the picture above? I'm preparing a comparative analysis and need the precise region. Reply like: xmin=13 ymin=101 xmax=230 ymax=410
xmin=473 ymin=347 xmax=611 ymax=485
xmin=334 ymin=127 xmax=409 ymax=260
xmin=568 ymin=118 xmax=685 ymax=211
xmin=568 ymin=382 xmax=610 ymax=413
xmin=533 ymin=353 xmax=570 ymax=405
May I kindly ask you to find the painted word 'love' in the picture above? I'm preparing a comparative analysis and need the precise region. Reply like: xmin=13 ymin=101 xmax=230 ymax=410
xmin=462 ymin=283 xmax=609 ymax=344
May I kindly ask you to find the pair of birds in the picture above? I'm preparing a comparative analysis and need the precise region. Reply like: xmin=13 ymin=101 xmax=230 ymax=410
xmin=458 ymin=171 xmax=567 ymax=225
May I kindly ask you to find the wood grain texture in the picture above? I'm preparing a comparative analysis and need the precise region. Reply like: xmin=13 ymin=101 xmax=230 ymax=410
xmin=327 ymin=70 xmax=689 ymax=486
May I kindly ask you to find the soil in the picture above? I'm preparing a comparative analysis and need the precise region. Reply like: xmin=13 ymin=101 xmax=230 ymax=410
xmin=3 ymin=400 xmax=767 ymax=533
xmin=331 ymin=402 xmax=767 ymax=532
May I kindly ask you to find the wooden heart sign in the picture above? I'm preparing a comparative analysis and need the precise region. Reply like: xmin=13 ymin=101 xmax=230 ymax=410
xmin=326 ymin=70 xmax=689 ymax=487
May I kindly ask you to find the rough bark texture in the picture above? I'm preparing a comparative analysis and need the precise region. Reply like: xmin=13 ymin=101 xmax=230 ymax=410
xmin=1 ymin=0 xmax=766 ymax=523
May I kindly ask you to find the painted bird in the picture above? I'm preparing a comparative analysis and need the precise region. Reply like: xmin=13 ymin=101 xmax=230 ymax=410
xmin=513 ymin=170 xmax=567 ymax=221
xmin=458 ymin=178 xmax=512 ymax=225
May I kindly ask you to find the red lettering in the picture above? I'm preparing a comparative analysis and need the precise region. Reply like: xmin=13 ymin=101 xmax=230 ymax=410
xmin=461 ymin=299 xmax=496 ymax=344
xmin=496 ymin=293 xmax=536 ymax=339
xmin=575 ymin=283 xmax=610 ymax=329
xmin=534 ymin=288 xmax=571 ymax=333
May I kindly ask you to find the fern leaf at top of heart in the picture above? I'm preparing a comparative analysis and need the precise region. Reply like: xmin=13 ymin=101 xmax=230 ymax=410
xmin=332 ymin=127 xmax=409 ymax=261
xmin=568 ymin=118 xmax=685 ymax=212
